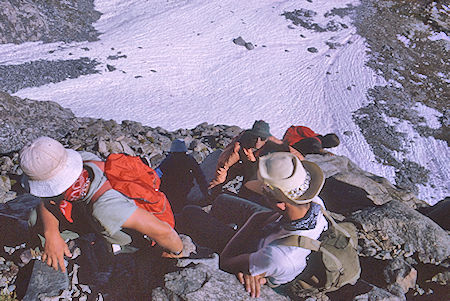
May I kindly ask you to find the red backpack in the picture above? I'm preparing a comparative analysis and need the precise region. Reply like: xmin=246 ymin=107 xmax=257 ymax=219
xmin=89 ymin=153 xmax=175 ymax=228
xmin=283 ymin=126 xmax=321 ymax=146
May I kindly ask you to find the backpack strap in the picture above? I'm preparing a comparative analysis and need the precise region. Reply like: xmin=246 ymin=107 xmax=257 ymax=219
xmin=319 ymin=207 xmax=357 ymax=249
xmin=85 ymin=160 xmax=113 ymax=203
xmin=91 ymin=181 xmax=113 ymax=203
xmin=275 ymin=235 xmax=321 ymax=251
xmin=274 ymin=235 xmax=344 ymax=273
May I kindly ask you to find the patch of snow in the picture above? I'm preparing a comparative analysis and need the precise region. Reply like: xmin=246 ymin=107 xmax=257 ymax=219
xmin=416 ymin=73 xmax=427 ymax=79
xmin=384 ymin=116 xmax=449 ymax=205
xmin=396 ymin=34 xmax=410 ymax=47
xmin=413 ymin=103 xmax=442 ymax=129
xmin=428 ymin=31 xmax=450 ymax=42
xmin=1 ymin=0 xmax=446 ymax=204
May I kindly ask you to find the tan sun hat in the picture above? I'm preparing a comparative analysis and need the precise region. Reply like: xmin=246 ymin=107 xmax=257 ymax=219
xmin=19 ymin=136 xmax=83 ymax=197
xmin=245 ymin=152 xmax=324 ymax=205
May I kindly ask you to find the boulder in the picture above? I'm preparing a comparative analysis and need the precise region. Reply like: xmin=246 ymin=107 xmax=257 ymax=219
xmin=307 ymin=154 xmax=427 ymax=209
xmin=21 ymin=260 xmax=69 ymax=301
xmin=153 ymin=263 xmax=289 ymax=301
xmin=417 ymin=198 xmax=450 ymax=230
xmin=383 ymin=258 xmax=417 ymax=295
xmin=351 ymin=200 xmax=450 ymax=265
xmin=354 ymin=285 xmax=404 ymax=301
xmin=0 ymin=175 xmax=16 ymax=203
xmin=0 ymin=92 xmax=79 ymax=154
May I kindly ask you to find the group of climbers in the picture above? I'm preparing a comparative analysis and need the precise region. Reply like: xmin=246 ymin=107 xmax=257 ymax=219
xmin=18 ymin=120 xmax=356 ymax=299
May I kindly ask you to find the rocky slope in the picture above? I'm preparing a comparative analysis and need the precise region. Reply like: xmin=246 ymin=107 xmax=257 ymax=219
xmin=0 ymin=93 xmax=448 ymax=300
xmin=0 ymin=0 xmax=448 ymax=203
xmin=0 ymin=0 xmax=100 ymax=44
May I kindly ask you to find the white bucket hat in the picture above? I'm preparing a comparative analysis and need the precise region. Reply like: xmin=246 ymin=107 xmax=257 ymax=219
xmin=245 ymin=152 xmax=324 ymax=204
xmin=19 ymin=136 xmax=83 ymax=197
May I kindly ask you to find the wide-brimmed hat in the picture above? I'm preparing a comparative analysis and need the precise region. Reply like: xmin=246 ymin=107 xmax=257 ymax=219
xmin=250 ymin=120 xmax=271 ymax=139
xmin=245 ymin=152 xmax=324 ymax=204
xmin=170 ymin=139 xmax=188 ymax=152
xmin=19 ymin=136 xmax=83 ymax=197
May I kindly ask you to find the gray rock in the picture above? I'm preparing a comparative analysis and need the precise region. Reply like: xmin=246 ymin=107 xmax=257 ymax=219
xmin=154 ymin=263 xmax=289 ymax=301
xmin=0 ymin=58 xmax=100 ymax=94
xmin=383 ymin=258 xmax=417 ymax=295
xmin=22 ymin=260 xmax=69 ymax=301
xmin=307 ymin=154 xmax=426 ymax=208
xmin=245 ymin=42 xmax=254 ymax=50
xmin=0 ymin=0 xmax=100 ymax=44
xmin=429 ymin=271 xmax=450 ymax=286
xmin=177 ymin=253 xmax=219 ymax=269
xmin=149 ymin=153 xmax=165 ymax=168
xmin=0 ymin=156 xmax=14 ymax=174
xmin=222 ymin=126 xmax=242 ymax=137
xmin=233 ymin=36 xmax=247 ymax=46
xmin=0 ymin=175 xmax=16 ymax=203
xmin=97 ymin=138 xmax=109 ymax=156
xmin=0 ymin=92 xmax=80 ymax=154
xmin=118 ymin=140 xmax=135 ymax=156
xmin=351 ymin=200 xmax=450 ymax=264
xmin=0 ymin=260 xmax=18 ymax=288
xmin=192 ymin=141 xmax=210 ymax=153
xmin=354 ymin=285 xmax=404 ymax=301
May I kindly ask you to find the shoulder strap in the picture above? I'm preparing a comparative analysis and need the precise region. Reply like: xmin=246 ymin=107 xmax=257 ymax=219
xmin=275 ymin=235 xmax=321 ymax=251
xmin=85 ymin=160 xmax=113 ymax=203
xmin=320 ymin=207 xmax=357 ymax=248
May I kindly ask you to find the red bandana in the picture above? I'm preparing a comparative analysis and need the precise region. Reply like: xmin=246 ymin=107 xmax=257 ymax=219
xmin=59 ymin=169 xmax=90 ymax=223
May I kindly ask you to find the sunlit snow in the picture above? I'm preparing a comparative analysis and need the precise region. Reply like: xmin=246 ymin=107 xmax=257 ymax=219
xmin=2 ymin=0 xmax=448 ymax=204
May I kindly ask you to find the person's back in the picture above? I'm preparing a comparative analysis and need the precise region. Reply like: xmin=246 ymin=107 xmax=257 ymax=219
xmin=221 ymin=152 xmax=328 ymax=291
xmin=247 ymin=197 xmax=327 ymax=286
xmin=283 ymin=126 xmax=340 ymax=156
xmin=283 ymin=126 xmax=320 ymax=146
xmin=158 ymin=139 xmax=208 ymax=213
xmin=159 ymin=153 xmax=196 ymax=193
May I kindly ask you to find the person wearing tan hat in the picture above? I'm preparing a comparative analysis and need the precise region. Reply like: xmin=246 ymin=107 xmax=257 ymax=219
xmin=219 ymin=152 xmax=328 ymax=297
xmin=208 ymin=120 xmax=304 ymax=194
xmin=21 ymin=136 xmax=184 ymax=272
xmin=177 ymin=152 xmax=328 ymax=297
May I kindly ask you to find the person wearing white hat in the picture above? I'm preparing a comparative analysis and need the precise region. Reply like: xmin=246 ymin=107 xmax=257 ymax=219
xmin=219 ymin=152 xmax=328 ymax=297
xmin=21 ymin=136 xmax=184 ymax=272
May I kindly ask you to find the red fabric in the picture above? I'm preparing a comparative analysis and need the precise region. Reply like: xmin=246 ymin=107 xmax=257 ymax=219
xmin=282 ymin=126 xmax=321 ymax=146
xmin=102 ymin=154 xmax=175 ymax=228
xmin=59 ymin=200 xmax=73 ymax=223
xmin=60 ymin=169 xmax=90 ymax=223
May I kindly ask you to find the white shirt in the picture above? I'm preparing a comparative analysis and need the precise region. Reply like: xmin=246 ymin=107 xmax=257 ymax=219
xmin=249 ymin=196 xmax=328 ymax=285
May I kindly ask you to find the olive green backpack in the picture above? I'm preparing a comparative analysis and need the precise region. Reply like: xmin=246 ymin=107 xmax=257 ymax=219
xmin=274 ymin=208 xmax=361 ymax=295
